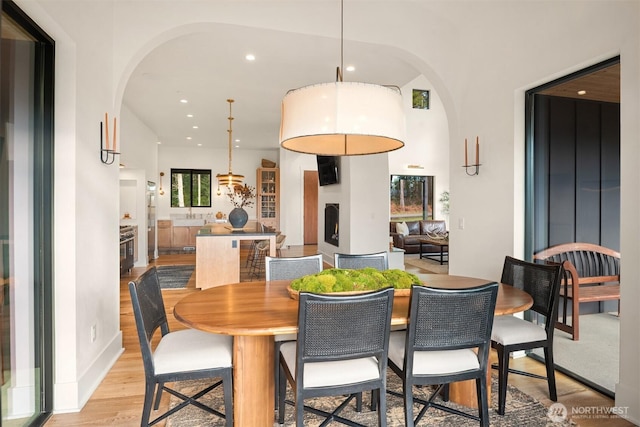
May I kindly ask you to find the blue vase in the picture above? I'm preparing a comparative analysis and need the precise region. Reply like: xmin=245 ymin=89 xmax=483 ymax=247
xmin=228 ymin=207 xmax=248 ymax=229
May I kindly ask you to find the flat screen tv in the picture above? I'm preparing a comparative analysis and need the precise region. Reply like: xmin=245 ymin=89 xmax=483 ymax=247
xmin=317 ymin=155 xmax=340 ymax=186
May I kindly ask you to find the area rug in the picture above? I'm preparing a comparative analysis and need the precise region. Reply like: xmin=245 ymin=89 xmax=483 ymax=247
xmin=164 ymin=372 xmax=575 ymax=426
xmin=156 ymin=265 xmax=194 ymax=289
xmin=404 ymin=254 xmax=449 ymax=274
xmin=532 ymin=312 xmax=619 ymax=396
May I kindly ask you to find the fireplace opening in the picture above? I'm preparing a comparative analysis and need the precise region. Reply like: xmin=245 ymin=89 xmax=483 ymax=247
xmin=324 ymin=203 xmax=339 ymax=247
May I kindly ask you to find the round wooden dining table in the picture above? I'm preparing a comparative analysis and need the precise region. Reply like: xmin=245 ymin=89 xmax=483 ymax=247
xmin=173 ymin=274 xmax=533 ymax=427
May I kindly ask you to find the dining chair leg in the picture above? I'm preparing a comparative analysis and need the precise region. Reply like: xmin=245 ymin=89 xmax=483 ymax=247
xmin=377 ymin=387 xmax=387 ymax=427
xmin=477 ymin=376 xmax=490 ymax=427
xmin=222 ymin=371 xmax=234 ymax=427
xmin=403 ymin=379 xmax=415 ymax=427
xmin=141 ymin=381 xmax=156 ymax=426
xmin=544 ymin=346 xmax=558 ymax=401
xmin=278 ymin=363 xmax=287 ymax=424
xmin=153 ymin=382 xmax=164 ymax=409
xmin=496 ymin=346 xmax=509 ymax=415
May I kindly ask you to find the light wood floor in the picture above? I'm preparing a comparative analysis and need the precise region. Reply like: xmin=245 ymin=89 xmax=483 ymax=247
xmin=44 ymin=246 xmax=632 ymax=427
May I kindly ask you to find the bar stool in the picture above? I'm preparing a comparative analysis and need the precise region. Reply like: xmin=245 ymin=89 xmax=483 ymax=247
xmin=275 ymin=234 xmax=287 ymax=257
xmin=245 ymin=223 xmax=266 ymax=267
xmin=250 ymin=240 xmax=270 ymax=279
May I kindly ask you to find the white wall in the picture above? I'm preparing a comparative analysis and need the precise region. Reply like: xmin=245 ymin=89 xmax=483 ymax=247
xmin=315 ymin=154 xmax=391 ymax=264
xmin=390 ymin=74 xmax=451 ymax=225
xmin=278 ymin=149 xmax=317 ymax=246
xmin=118 ymin=105 xmax=160 ymax=265
xmin=15 ymin=0 xmax=639 ymax=420
xmin=281 ymin=73 xmax=452 ymax=248
xmin=156 ymin=146 xmax=278 ymax=221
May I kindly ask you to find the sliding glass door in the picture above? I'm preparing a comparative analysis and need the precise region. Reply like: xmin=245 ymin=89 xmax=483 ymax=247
xmin=1 ymin=1 xmax=54 ymax=425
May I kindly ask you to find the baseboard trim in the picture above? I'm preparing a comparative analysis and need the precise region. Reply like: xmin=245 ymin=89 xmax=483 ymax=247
xmin=53 ymin=331 xmax=124 ymax=413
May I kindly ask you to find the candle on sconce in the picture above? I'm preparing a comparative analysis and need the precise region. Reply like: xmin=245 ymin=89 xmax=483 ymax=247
xmin=464 ymin=138 xmax=468 ymax=167
xmin=475 ymin=136 xmax=479 ymax=165
xmin=105 ymin=113 xmax=110 ymax=151
xmin=113 ymin=117 xmax=117 ymax=152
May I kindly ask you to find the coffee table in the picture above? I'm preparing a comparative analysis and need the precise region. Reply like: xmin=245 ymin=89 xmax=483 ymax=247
xmin=419 ymin=237 xmax=449 ymax=264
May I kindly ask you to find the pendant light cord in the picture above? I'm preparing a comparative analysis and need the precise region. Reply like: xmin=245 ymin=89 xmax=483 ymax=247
xmin=337 ymin=0 xmax=344 ymax=82
xmin=227 ymin=98 xmax=234 ymax=174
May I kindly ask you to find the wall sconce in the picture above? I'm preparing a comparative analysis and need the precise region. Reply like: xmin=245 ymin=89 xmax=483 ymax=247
xmin=159 ymin=172 xmax=165 ymax=195
xmin=463 ymin=136 xmax=481 ymax=176
xmin=100 ymin=112 xmax=119 ymax=165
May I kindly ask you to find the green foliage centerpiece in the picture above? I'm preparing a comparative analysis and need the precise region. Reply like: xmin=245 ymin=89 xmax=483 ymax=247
xmin=289 ymin=267 xmax=421 ymax=298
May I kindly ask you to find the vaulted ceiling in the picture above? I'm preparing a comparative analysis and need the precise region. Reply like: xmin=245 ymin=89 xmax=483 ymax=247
xmin=121 ymin=25 xmax=619 ymax=153
xmin=122 ymin=26 xmax=421 ymax=152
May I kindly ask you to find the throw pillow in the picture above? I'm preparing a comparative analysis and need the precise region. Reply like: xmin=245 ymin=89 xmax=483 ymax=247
xmin=396 ymin=221 xmax=409 ymax=236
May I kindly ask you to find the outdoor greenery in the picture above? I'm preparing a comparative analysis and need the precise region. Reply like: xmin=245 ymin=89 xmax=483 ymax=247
xmin=171 ymin=169 xmax=211 ymax=207
xmin=439 ymin=190 xmax=450 ymax=216
xmin=290 ymin=268 xmax=421 ymax=293
xmin=390 ymin=175 xmax=433 ymax=220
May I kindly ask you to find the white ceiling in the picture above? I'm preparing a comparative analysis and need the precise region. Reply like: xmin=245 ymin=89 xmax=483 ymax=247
xmin=122 ymin=23 xmax=422 ymax=152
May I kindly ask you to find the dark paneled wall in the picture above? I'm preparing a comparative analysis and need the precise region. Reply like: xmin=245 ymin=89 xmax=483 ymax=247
xmin=533 ymin=95 xmax=620 ymax=314
xmin=534 ymin=95 xmax=620 ymax=252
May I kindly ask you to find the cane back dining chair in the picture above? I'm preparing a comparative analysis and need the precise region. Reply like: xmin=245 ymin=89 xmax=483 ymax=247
xmin=387 ymin=283 xmax=499 ymax=427
xmin=265 ymin=253 xmax=324 ymax=409
xmin=278 ymin=287 xmax=394 ymax=426
xmin=334 ymin=251 xmax=389 ymax=271
xmin=491 ymin=256 xmax=563 ymax=415
xmin=129 ymin=267 xmax=234 ymax=426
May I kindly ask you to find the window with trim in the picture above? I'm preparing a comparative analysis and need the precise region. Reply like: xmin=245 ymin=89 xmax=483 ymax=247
xmin=390 ymin=175 xmax=434 ymax=221
xmin=171 ymin=169 xmax=212 ymax=207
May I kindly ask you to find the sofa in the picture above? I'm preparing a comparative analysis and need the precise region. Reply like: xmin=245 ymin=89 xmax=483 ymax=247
xmin=390 ymin=220 xmax=447 ymax=254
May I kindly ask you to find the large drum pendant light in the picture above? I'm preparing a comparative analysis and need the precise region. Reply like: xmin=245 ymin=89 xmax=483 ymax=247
xmin=216 ymin=99 xmax=244 ymax=187
xmin=279 ymin=1 xmax=405 ymax=156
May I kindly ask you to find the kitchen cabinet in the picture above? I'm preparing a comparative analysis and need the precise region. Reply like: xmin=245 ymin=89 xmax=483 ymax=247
xmin=256 ymin=167 xmax=279 ymax=230
xmin=172 ymin=226 xmax=199 ymax=249
xmin=172 ymin=226 xmax=190 ymax=248
xmin=158 ymin=220 xmax=172 ymax=249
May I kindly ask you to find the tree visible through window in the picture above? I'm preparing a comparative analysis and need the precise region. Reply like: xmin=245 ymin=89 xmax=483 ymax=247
xmin=171 ymin=169 xmax=212 ymax=207
xmin=390 ymin=175 xmax=434 ymax=221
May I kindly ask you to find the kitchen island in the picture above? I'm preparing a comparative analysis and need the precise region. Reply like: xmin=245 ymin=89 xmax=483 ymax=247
xmin=195 ymin=226 xmax=277 ymax=289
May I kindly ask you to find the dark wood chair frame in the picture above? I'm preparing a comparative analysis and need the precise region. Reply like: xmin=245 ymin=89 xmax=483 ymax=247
xmin=278 ymin=288 xmax=394 ymax=427
xmin=491 ymin=256 xmax=563 ymax=415
xmin=334 ymin=251 xmax=389 ymax=271
xmin=388 ymin=283 xmax=498 ymax=427
xmin=129 ymin=267 xmax=234 ymax=426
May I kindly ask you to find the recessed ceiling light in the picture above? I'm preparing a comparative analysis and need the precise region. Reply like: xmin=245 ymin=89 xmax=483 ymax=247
xmin=186 ymin=114 xmax=193 ymax=118
xmin=235 ymin=139 xmax=240 ymax=143
xmin=577 ymin=90 xmax=587 ymax=95
xmin=180 ymin=99 xmax=188 ymax=104
xmin=186 ymin=136 xmax=192 ymax=140
xmin=346 ymin=65 xmax=355 ymax=72
xmin=234 ymin=145 xmax=240 ymax=148
xmin=157 ymin=141 xmax=162 ymax=145
xmin=245 ymin=54 xmax=256 ymax=61
xmin=197 ymin=143 xmax=202 ymax=147
xmin=192 ymin=125 xmax=199 ymax=129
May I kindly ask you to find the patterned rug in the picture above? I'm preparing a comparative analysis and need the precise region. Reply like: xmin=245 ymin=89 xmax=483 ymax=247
xmin=156 ymin=265 xmax=194 ymax=289
xmin=164 ymin=372 xmax=576 ymax=426
xmin=404 ymin=255 xmax=449 ymax=274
